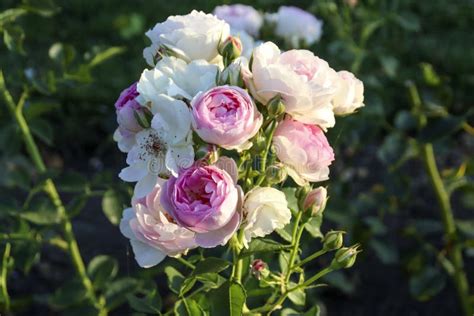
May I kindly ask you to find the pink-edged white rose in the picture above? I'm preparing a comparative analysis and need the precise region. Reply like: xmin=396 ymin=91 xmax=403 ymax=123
xmin=144 ymin=10 xmax=230 ymax=65
xmin=273 ymin=117 xmax=335 ymax=185
xmin=247 ymin=42 xmax=338 ymax=128
xmin=191 ymin=85 xmax=263 ymax=151
xmin=242 ymin=187 xmax=291 ymax=248
xmin=160 ymin=162 xmax=241 ymax=248
xmin=214 ymin=4 xmax=263 ymax=37
xmin=268 ymin=6 xmax=323 ymax=48
xmin=120 ymin=182 xmax=197 ymax=268
xmin=113 ymin=82 xmax=143 ymax=152
xmin=332 ymin=70 xmax=364 ymax=115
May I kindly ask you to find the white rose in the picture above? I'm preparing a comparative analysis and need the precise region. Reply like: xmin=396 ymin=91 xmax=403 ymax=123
xmin=137 ymin=56 xmax=218 ymax=102
xmin=214 ymin=4 xmax=263 ymax=37
xmin=247 ymin=42 xmax=338 ymax=129
xmin=332 ymin=70 xmax=364 ymax=115
xmin=242 ymin=187 xmax=291 ymax=248
xmin=270 ymin=6 xmax=323 ymax=48
xmin=119 ymin=95 xmax=194 ymax=198
xmin=143 ymin=10 xmax=230 ymax=65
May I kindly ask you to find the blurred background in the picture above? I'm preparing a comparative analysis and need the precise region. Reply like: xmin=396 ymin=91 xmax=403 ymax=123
xmin=0 ymin=0 xmax=473 ymax=315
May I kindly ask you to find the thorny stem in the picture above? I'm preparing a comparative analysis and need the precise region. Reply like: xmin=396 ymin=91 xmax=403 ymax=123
xmin=407 ymin=82 xmax=472 ymax=316
xmin=0 ymin=71 xmax=107 ymax=315
xmin=421 ymin=144 xmax=472 ymax=316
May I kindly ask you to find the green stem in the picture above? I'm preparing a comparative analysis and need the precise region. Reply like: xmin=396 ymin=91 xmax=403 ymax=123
xmin=174 ymin=256 xmax=195 ymax=270
xmin=1 ymin=243 xmax=11 ymax=312
xmin=255 ymin=121 xmax=277 ymax=187
xmin=285 ymin=211 xmax=304 ymax=283
xmin=421 ymin=143 xmax=472 ymax=316
xmin=292 ymin=249 xmax=327 ymax=270
xmin=231 ymin=229 xmax=245 ymax=283
xmin=0 ymin=71 xmax=107 ymax=315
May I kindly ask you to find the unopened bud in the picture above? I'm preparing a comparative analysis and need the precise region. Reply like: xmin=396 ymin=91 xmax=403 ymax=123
xmin=265 ymin=164 xmax=287 ymax=185
xmin=134 ymin=106 xmax=153 ymax=128
xmin=323 ymin=231 xmax=344 ymax=251
xmin=303 ymin=187 xmax=328 ymax=215
xmin=267 ymin=95 xmax=285 ymax=117
xmin=331 ymin=245 xmax=361 ymax=269
xmin=252 ymin=135 xmax=267 ymax=153
xmin=218 ymin=58 xmax=244 ymax=87
xmin=219 ymin=36 xmax=242 ymax=66
xmin=251 ymin=259 xmax=269 ymax=280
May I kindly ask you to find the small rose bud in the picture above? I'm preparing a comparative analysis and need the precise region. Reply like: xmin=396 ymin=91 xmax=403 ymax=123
xmin=251 ymin=259 xmax=269 ymax=280
xmin=323 ymin=230 xmax=344 ymax=251
xmin=266 ymin=95 xmax=286 ymax=117
xmin=265 ymin=164 xmax=287 ymax=185
xmin=331 ymin=244 xmax=361 ymax=269
xmin=251 ymin=135 xmax=267 ymax=154
xmin=219 ymin=36 xmax=242 ymax=65
xmin=133 ymin=106 xmax=153 ymax=129
xmin=303 ymin=187 xmax=328 ymax=215
xmin=218 ymin=58 xmax=245 ymax=87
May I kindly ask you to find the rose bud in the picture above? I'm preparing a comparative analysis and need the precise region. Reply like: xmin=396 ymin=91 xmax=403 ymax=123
xmin=265 ymin=164 xmax=287 ymax=185
xmin=266 ymin=95 xmax=286 ymax=118
xmin=303 ymin=186 xmax=328 ymax=215
xmin=331 ymin=245 xmax=361 ymax=269
xmin=322 ymin=230 xmax=344 ymax=251
xmin=219 ymin=36 xmax=242 ymax=66
xmin=218 ymin=57 xmax=246 ymax=87
xmin=114 ymin=82 xmax=143 ymax=152
xmin=133 ymin=106 xmax=153 ymax=129
xmin=251 ymin=259 xmax=269 ymax=280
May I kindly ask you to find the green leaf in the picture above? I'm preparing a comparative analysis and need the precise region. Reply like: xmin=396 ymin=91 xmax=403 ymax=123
xmin=24 ymin=102 xmax=60 ymax=119
xmin=101 ymin=188 xmax=124 ymax=225
xmin=30 ymin=118 xmax=53 ymax=145
xmin=379 ymin=55 xmax=398 ymax=78
xmin=3 ymin=25 xmax=25 ymax=54
xmin=370 ymin=239 xmax=399 ymax=264
xmin=282 ymin=187 xmax=298 ymax=211
xmin=88 ymin=46 xmax=126 ymax=68
xmin=409 ymin=267 xmax=446 ymax=301
xmin=49 ymin=43 xmax=76 ymax=67
xmin=195 ymin=272 xmax=226 ymax=289
xmin=0 ymin=8 xmax=27 ymax=27
xmin=48 ymin=278 xmax=88 ymax=309
xmin=418 ymin=115 xmax=465 ymax=143
xmin=239 ymin=238 xmax=289 ymax=258
xmin=104 ymin=277 xmax=139 ymax=309
xmin=287 ymin=282 xmax=305 ymax=306
xmin=304 ymin=305 xmax=321 ymax=316
xmin=210 ymin=281 xmax=246 ymax=316
xmin=127 ymin=290 xmax=162 ymax=314
xmin=192 ymin=257 xmax=230 ymax=276
xmin=420 ymin=63 xmax=441 ymax=86
xmin=164 ymin=266 xmax=185 ymax=295
xmin=175 ymin=298 xmax=205 ymax=316
xmin=304 ymin=216 xmax=323 ymax=238
xmin=21 ymin=0 xmax=60 ymax=17
xmin=20 ymin=198 xmax=60 ymax=225
xmin=57 ymin=172 xmax=87 ymax=192
xmin=276 ymin=221 xmax=294 ymax=243
xmin=87 ymin=255 xmax=118 ymax=289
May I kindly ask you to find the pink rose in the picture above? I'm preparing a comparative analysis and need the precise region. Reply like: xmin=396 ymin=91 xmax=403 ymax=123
xmin=160 ymin=162 xmax=241 ymax=248
xmin=114 ymin=82 xmax=143 ymax=152
xmin=120 ymin=182 xmax=197 ymax=268
xmin=303 ymin=186 xmax=328 ymax=215
xmin=214 ymin=4 xmax=263 ymax=37
xmin=191 ymin=85 xmax=262 ymax=151
xmin=247 ymin=42 xmax=338 ymax=129
xmin=273 ymin=117 xmax=335 ymax=185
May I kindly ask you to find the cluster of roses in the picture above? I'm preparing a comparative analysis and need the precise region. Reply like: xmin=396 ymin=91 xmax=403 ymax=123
xmin=114 ymin=7 xmax=364 ymax=268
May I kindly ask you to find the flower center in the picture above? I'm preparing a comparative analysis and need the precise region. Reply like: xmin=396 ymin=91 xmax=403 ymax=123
xmin=138 ymin=130 xmax=166 ymax=161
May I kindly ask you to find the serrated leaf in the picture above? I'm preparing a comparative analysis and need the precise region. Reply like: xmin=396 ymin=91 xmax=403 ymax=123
xmin=287 ymin=282 xmax=305 ymax=306
xmin=87 ymin=255 xmax=118 ymax=289
xmin=175 ymin=298 xmax=205 ymax=316
xmin=192 ymin=257 xmax=230 ymax=276
xmin=20 ymin=198 xmax=60 ymax=225
xmin=210 ymin=281 xmax=246 ymax=316
xmin=164 ymin=266 xmax=185 ymax=295
xmin=104 ymin=277 xmax=139 ymax=310
xmin=101 ymin=188 xmax=124 ymax=225
xmin=304 ymin=216 xmax=323 ymax=238
xmin=127 ymin=290 xmax=162 ymax=314
xmin=239 ymin=238 xmax=289 ymax=258
xmin=88 ymin=46 xmax=125 ymax=68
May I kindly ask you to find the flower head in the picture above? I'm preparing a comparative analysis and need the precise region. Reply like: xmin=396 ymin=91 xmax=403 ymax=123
xmin=273 ymin=118 xmax=334 ymax=185
xmin=214 ymin=4 xmax=263 ymax=36
xmin=160 ymin=161 xmax=241 ymax=248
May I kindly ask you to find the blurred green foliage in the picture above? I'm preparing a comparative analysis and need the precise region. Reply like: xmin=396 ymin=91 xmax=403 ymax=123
xmin=0 ymin=0 xmax=473 ymax=315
